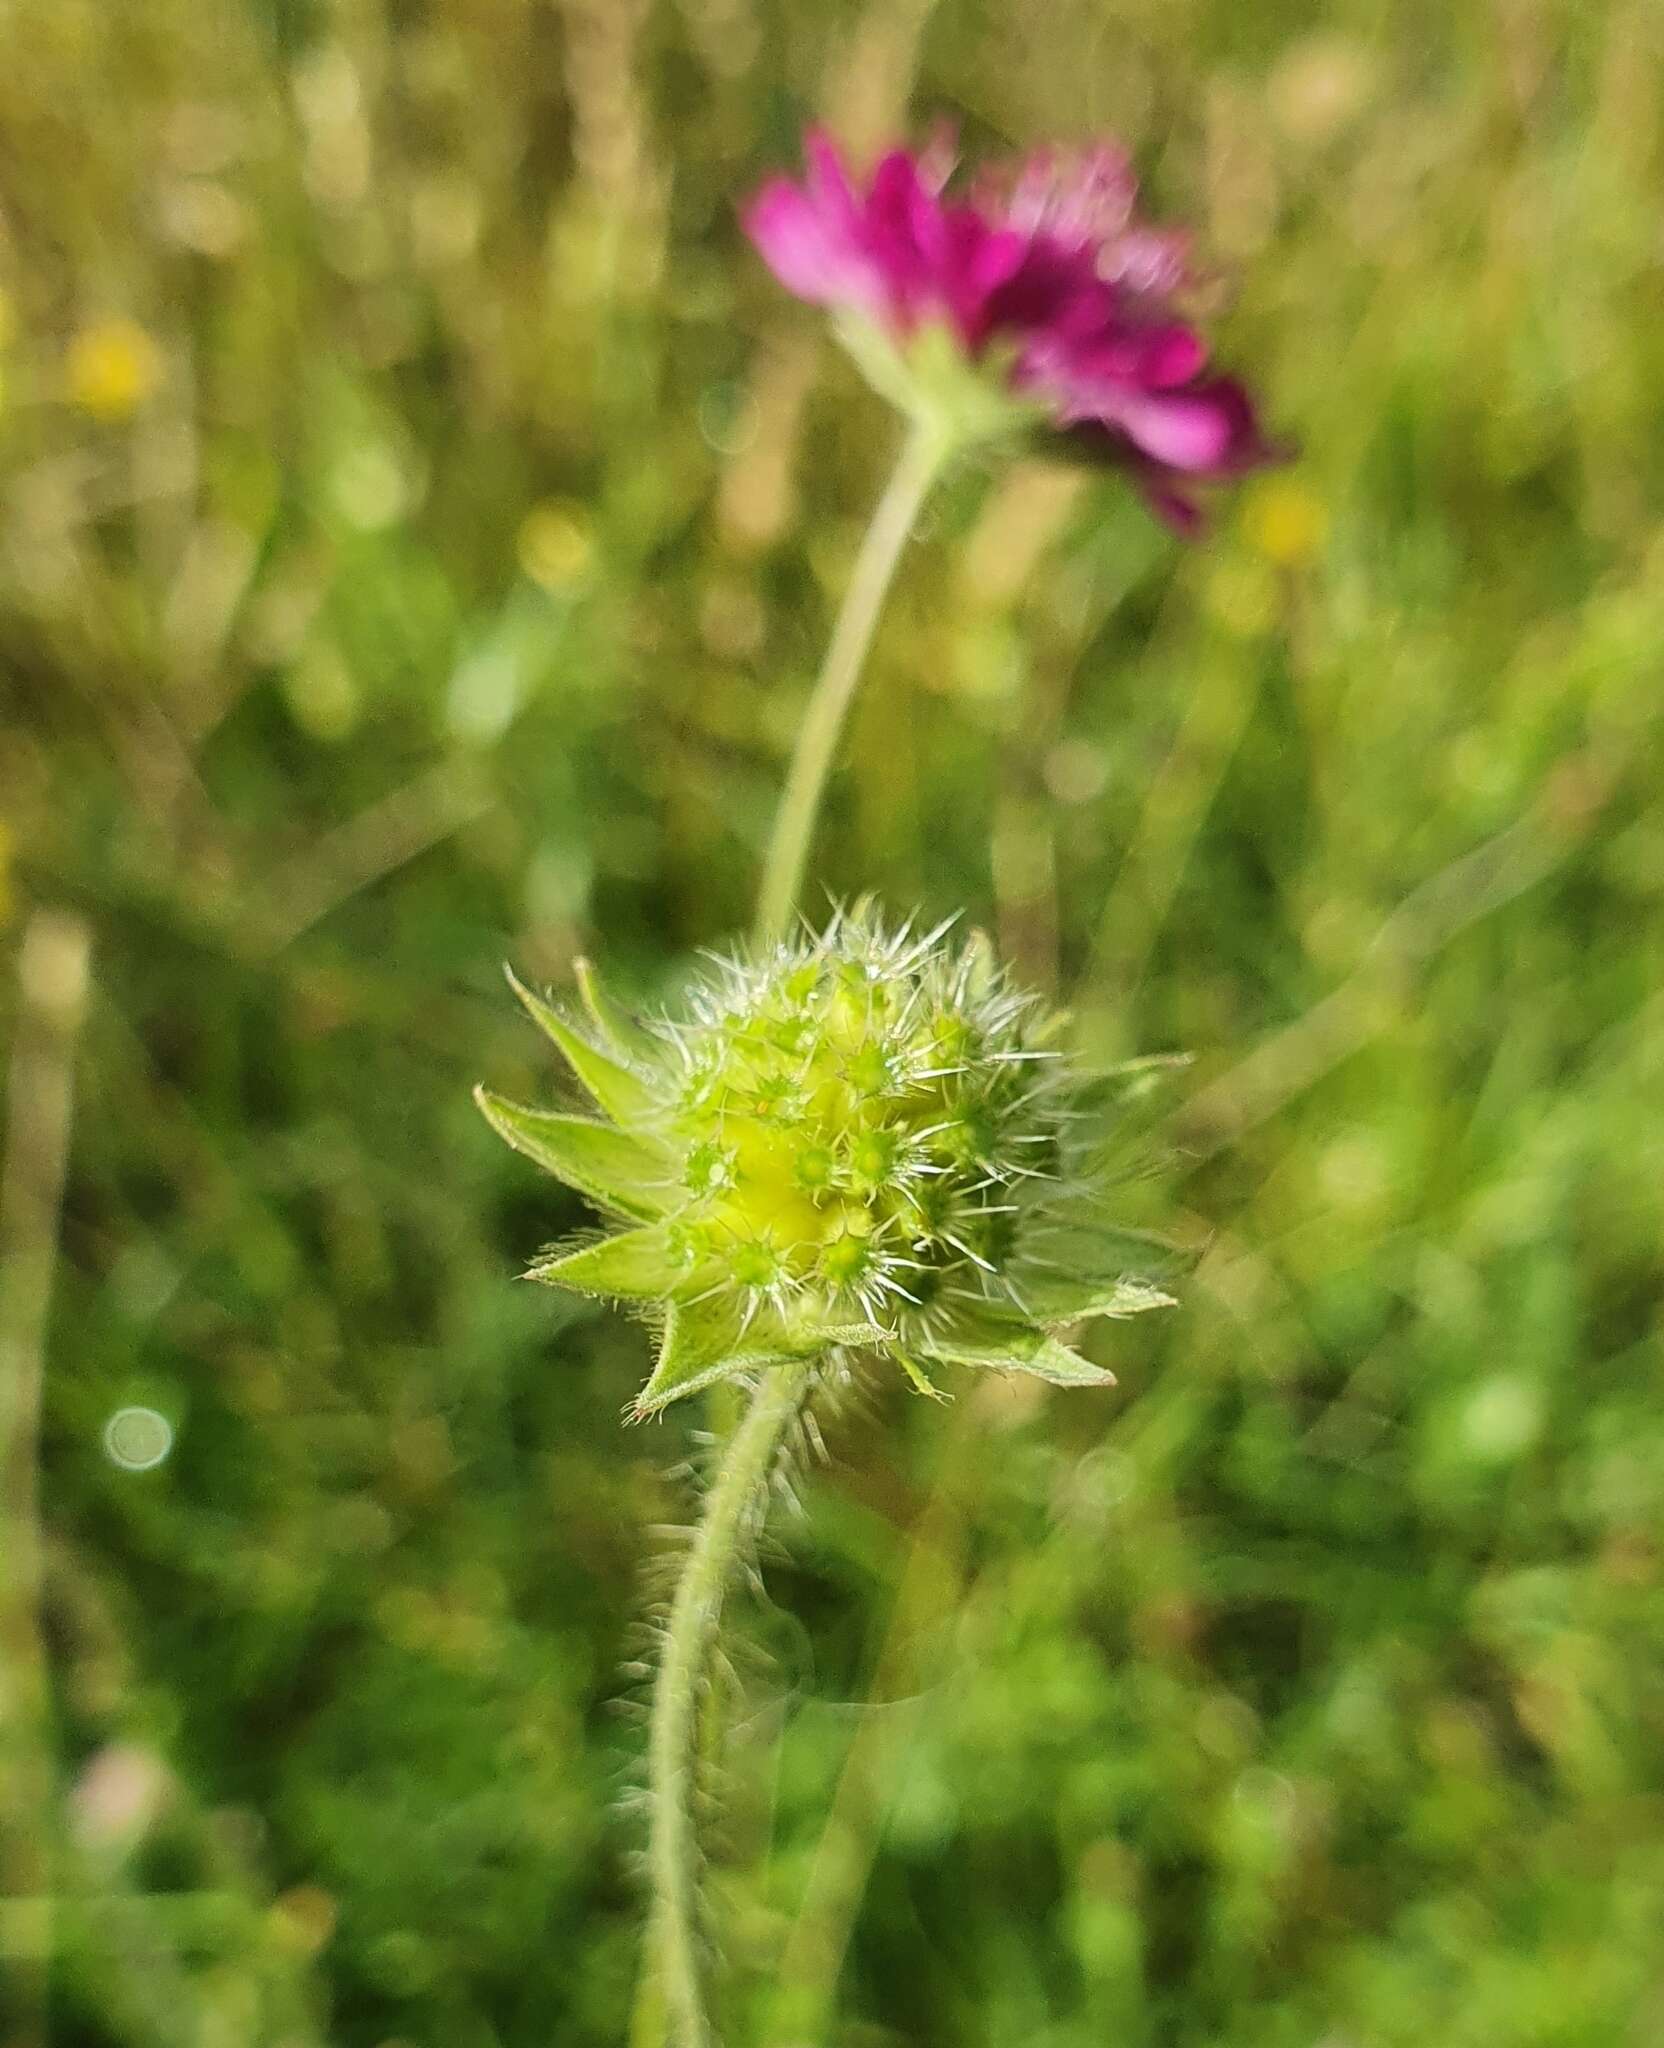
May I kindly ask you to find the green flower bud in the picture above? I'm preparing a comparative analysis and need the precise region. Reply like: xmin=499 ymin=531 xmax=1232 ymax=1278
xmin=476 ymin=907 xmax=1174 ymax=1418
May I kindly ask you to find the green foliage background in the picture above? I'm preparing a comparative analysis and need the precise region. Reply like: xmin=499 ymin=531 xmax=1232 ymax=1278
xmin=2 ymin=1 xmax=1663 ymax=2043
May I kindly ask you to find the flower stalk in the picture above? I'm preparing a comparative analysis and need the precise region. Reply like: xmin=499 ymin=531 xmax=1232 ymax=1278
xmin=643 ymin=1355 xmax=814 ymax=2048
xmin=753 ymin=422 xmax=946 ymax=947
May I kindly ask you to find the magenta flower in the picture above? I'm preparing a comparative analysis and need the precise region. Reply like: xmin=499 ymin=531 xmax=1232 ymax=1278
xmin=744 ymin=130 xmax=1282 ymax=528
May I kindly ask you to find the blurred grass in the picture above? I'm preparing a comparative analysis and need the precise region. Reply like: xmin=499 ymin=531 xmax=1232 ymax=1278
xmin=2 ymin=1 xmax=1663 ymax=2044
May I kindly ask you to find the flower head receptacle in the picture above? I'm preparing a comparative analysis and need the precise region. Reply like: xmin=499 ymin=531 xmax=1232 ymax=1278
xmin=477 ymin=908 xmax=1174 ymax=1418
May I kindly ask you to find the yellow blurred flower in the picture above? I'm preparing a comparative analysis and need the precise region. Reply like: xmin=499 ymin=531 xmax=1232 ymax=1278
xmin=65 ymin=318 xmax=163 ymax=420
xmin=1242 ymin=478 xmax=1329 ymax=567
xmin=517 ymin=500 xmax=593 ymax=591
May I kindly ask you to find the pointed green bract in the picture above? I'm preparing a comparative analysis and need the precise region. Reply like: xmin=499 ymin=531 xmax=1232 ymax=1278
xmin=505 ymin=966 xmax=660 ymax=1126
xmin=635 ymin=1297 xmax=797 ymax=1417
xmin=920 ymin=1305 xmax=1117 ymax=1388
xmin=527 ymin=1226 xmax=693 ymax=1299
xmin=1003 ymin=1335 xmax=1118 ymax=1387
xmin=575 ymin=955 xmax=659 ymax=1066
xmin=473 ymin=1089 xmax=670 ymax=1219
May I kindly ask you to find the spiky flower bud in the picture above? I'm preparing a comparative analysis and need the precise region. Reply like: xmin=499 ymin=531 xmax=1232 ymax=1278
xmin=476 ymin=908 xmax=1173 ymax=1418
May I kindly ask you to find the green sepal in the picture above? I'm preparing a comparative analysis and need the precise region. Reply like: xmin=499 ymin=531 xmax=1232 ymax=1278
xmin=634 ymin=1296 xmax=798 ymax=1417
xmin=526 ymin=1226 xmax=692 ymax=1300
xmin=505 ymin=965 xmax=660 ymax=1126
xmin=473 ymin=1088 xmax=669 ymax=1220
xmin=919 ymin=1305 xmax=1117 ymax=1389
xmin=574 ymin=955 xmax=658 ymax=1066
xmin=833 ymin=316 xmax=1044 ymax=454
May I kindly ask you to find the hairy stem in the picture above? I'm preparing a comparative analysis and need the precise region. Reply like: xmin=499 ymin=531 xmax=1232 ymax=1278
xmin=638 ymin=419 xmax=945 ymax=2045
xmin=753 ymin=425 xmax=946 ymax=947
xmin=641 ymin=1357 xmax=814 ymax=2048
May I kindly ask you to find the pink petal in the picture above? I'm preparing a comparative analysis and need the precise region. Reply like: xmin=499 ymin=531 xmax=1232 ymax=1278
xmin=1054 ymin=372 xmax=1272 ymax=475
xmin=863 ymin=150 xmax=948 ymax=326
xmin=934 ymin=212 xmax=1024 ymax=348
xmin=1102 ymin=227 xmax=1192 ymax=297
xmin=1046 ymin=323 xmax=1207 ymax=391
xmin=990 ymin=144 xmax=1135 ymax=244
xmin=986 ymin=247 xmax=1108 ymax=344
xmin=803 ymin=129 xmax=861 ymax=229
xmin=965 ymin=225 xmax=1031 ymax=299
xmin=1108 ymin=389 xmax=1242 ymax=470
xmin=868 ymin=149 xmax=937 ymax=253
xmin=742 ymin=180 xmax=872 ymax=306
xmin=1124 ymin=324 xmax=1208 ymax=387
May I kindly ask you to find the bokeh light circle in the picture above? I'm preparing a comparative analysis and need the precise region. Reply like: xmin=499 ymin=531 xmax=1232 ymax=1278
xmin=103 ymin=1406 xmax=173 ymax=1472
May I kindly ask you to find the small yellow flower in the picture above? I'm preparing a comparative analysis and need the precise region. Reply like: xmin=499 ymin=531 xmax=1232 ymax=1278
xmin=517 ymin=500 xmax=593 ymax=592
xmin=1242 ymin=478 xmax=1328 ymax=567
xmin=65 ymin=318 xmax=163 ymax=421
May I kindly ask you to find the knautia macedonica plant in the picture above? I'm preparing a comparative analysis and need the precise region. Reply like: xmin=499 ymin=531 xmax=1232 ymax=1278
xmin=475 ymin=907 xmax=1172 ymax=1420
xmin=479 ymin=120 xmax=1280 ymax=2048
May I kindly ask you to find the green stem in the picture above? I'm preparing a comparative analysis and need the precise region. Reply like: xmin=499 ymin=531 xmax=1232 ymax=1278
xmin=753 ymin=424 xmax=947 ymax=947
xmin=0 ymin=912 xmax=92 ymax=2048
xmin=636 ymin=419 xmax=945 ymax=2046
xmin=640 ymin=1356 xmax=814 ymax=2048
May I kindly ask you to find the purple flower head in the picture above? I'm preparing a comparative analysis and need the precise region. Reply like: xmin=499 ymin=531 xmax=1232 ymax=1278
xmin=744 ymin=130 xmax=1284 ymax=528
